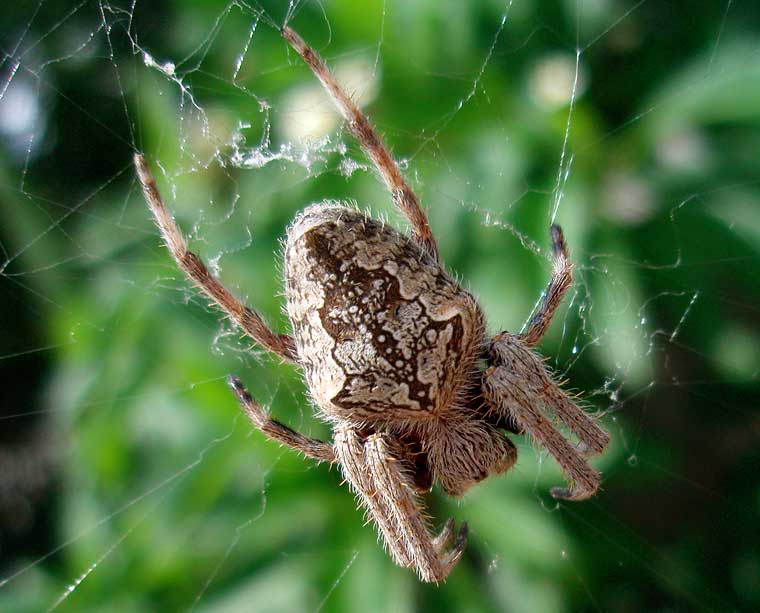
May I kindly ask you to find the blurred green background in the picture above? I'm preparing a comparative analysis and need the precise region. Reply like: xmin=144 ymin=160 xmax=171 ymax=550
xmin=1 ymin=0 xmax=759 ymax=611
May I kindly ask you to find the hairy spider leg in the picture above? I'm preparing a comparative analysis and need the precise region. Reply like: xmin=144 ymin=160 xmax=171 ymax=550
xmin=520 ymin=224 xmax=574 ymax=347
xmin=485 ymin=333 xmax=610 ymax=500
xmin=281 ymin=26 xmax=439 ymax=261
xmin=334 ymin=427 xmax=415 ymax=568
xmin=228 ymin=376 xmax=335 ymax=462
xmin=231 ymin=376 xmax=467 ymax=581
xmin=134 ymin=154 xmax=297 ymax=361
xmin=334 ymin=427 xmax=468 ymax=583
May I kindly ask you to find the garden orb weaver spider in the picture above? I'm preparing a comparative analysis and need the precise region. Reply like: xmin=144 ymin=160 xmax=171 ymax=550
xmin=134 ymin=24 xmax=609 ymax=583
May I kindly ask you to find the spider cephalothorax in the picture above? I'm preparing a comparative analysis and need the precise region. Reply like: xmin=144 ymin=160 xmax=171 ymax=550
xmin=135 ymin=24 xmax=609 ymax=583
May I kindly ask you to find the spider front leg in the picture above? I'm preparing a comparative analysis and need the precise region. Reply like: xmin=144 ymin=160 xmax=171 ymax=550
xmin=281 ymin=26 xmax=439 ymax=261
xmin=334 ymin=427 xmax=467 ymax=583
xmin=228 ymin=376 xmax=335 ymax=462
xmin=135 ymin=154 xmax=297 ymax=361
xmin=520 ymin=224 xmax=573 ymax=347
xmin=484 ymin=334 xmax=610 ymax=500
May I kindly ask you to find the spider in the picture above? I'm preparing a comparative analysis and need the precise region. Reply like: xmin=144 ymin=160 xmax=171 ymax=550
xmin=134 ymin=25 xmax=609 ymax=583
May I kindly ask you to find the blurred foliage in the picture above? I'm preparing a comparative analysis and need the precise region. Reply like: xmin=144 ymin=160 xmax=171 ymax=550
xmin=1 ymin=0 xmax=759 ymax=611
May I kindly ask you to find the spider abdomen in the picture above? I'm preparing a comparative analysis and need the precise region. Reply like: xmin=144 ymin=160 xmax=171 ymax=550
xmin=284 ymin=202 xmax=485 ymax=425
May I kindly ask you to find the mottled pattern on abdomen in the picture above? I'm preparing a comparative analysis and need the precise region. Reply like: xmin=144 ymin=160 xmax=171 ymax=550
xmin=284 ymin=203 xmax=485 ymax=425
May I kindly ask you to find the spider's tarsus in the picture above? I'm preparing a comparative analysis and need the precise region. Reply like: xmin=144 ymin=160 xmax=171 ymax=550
xmin=439 ymin=521 xmax=468 ymax=577
xmin=133 ymin=153 xmax=155 ymax=190
xmin=227 ymin=375 xmax=266 ymax=426
xmin=227 ymin=375 xmax=249 ymax=400
xmin=550 ymin=224 xmax=567 ymax=259
xmin=281 ymin=26 xmax=308 ymax=58
xmin=433 ymin=517 xmax=455 ymax=551
xmin=454 ymin=521 xmax=468 ymax=550
xmin=550 ymin=485 xmax=593 ymax=501
xmin=134 ymin=153 xmax=153 ymax=193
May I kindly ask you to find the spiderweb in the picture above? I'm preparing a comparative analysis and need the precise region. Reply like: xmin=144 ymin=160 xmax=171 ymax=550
xmin=1 ymin=0 xmax=758 ymax=610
